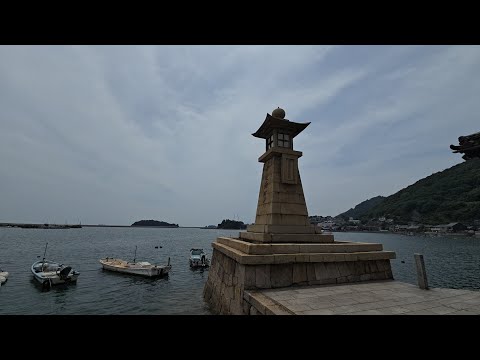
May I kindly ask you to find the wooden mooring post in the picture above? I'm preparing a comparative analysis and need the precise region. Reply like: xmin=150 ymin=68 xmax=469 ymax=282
xmin=414 ymin=253 xmax=429 ymax=290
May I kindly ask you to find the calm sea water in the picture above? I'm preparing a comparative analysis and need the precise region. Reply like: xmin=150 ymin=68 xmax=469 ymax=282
xmin=1 ymin=228 xmax=479 ymax=314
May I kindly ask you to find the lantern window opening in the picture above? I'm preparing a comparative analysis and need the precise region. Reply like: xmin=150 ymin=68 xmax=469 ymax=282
xmin=267 ymin=134 xmax=274 ymax=150
xmin=277 ymin=132 xmax=291 ymax=148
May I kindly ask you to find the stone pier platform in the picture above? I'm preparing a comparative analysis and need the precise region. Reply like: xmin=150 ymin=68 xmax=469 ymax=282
xmin=243 ymin=280 xmax=480 ymax=315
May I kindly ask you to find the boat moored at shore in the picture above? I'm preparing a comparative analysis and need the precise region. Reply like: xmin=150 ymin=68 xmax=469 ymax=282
xmin=31 ymin=242 xmax=80 ymax=290
xmin=189 ymin=248 xmax=209 ymax=268
xmin=100 ymin=257 xmax=171 ymax=277
xmin=31 ymin=260 xmax=80 ymax=290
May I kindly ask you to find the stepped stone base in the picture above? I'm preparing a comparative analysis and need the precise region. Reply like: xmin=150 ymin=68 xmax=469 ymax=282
xmin=247 ymin=224 xmax=322 ymax=234
xmin=239 ymin=232 xmax=334 ymax=243
xmin=203 ymin=236 xmax=395 ymax=315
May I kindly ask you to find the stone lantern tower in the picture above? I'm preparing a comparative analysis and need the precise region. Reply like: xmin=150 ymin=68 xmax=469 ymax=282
xmin=241 ymin=107 xmax=328 ymax=243
xmin=204 ymin=108 xmax=396 ymax=315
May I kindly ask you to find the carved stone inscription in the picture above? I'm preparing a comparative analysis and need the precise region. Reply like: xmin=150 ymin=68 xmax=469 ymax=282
xmin=281 ymin=154 xmax=298 ymax=184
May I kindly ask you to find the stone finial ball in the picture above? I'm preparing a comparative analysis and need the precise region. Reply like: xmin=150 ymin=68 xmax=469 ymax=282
xmin=272 ymin=107 xmax=286 ymax=119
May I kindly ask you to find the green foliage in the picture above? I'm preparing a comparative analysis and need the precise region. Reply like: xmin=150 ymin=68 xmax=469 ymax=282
xmin=131 ymin=220 xmax=179 ymax=227
xmin=361 ymin=159 xmax=480 ymax=224
xmin=337 ymin=196 xmax=385 ymax=219
xmin=217 ymin=219 xmax=247 ymax=229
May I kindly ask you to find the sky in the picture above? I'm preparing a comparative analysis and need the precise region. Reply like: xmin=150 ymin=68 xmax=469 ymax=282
xmin=1 ymin=45 xmax=479 ymax=226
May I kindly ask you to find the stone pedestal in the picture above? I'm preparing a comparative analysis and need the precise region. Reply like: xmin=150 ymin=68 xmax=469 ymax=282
xmin=204 ymin=236 xmax=395 ymax=314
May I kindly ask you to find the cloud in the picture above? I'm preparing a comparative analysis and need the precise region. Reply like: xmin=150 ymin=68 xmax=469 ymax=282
xmin=0 ymin=45 xmax=478 ymax=225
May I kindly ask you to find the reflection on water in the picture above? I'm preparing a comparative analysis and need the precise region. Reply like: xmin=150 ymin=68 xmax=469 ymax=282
xmin=0 ymin=227 xmax=236 ymax=314
xmin=189 ymin=267 xmax=209 ymax=274
xmin=334 ymin=232 xmax=480 ymax=291
xmin=29 ymin=277 xmax=78 ymax=293
xmin=1 ymin=228 xmax=479 ymax=314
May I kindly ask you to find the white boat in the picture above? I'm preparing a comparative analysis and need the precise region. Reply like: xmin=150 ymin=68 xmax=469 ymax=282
xmin=31 ymin=242 xmax=80 ymax=290
xmin=31 ymin=260 xmax=80 ymax=289
xmin=100 ymin=257 xmax=171 ymax=277
xmin=189 ymin=248 xmax=209 ymax=268
xmin=0 ymin=268 xmax=9 ymax=286
xmin=100 ymin=245 xmax=171 ymax=278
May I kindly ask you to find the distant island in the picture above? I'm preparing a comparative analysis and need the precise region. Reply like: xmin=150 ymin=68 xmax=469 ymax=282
xmin=131 ymin=220 xmax=179 ymax=227
xmin=217 ymin=219 xmax=247 ymax=230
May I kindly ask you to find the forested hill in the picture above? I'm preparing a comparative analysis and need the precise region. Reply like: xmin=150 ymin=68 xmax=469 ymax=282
xmin=337 ymin=196 xmax=385 ymax=219
xmin=362 ymin=158 xmax=480 ymax=224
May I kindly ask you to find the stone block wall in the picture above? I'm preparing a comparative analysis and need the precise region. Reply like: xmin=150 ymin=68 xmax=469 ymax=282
xmin=203 ymin=249 xmax=246 ymax=315
xmin=204 ymin=249 xmax=394 ymax=315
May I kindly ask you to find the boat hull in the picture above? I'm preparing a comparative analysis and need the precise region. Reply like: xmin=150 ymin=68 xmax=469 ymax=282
xmin=32 ymin=272 xmax=80 ymax=285
xmin=189 ymin=260 xmax=209 ymax=268
xmin=100 ymin=258 xmax=171 ymax=278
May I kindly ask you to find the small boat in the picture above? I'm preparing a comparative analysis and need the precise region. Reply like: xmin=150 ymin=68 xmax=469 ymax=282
xmin=31 ymin=260 xmax=80 ymax=289
xmin=100 ymin=246 xmax=171 ymax=278
xmin=189 ymin=248 xmax=209 ymax=268
xmin=0 ymin=268 xmax=9 ymax=286
xmin=100 ymin=258 xmax=171 ymax=277
xmin=31 ymin=242 xmax=80 ymax=290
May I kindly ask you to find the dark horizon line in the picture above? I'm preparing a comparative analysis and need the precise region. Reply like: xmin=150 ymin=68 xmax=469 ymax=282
xmin=0 ymin=222 xmax=247 ymax=229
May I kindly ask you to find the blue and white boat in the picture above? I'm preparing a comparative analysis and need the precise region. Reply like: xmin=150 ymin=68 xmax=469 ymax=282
xmin=31 ymin=260 xmax=80 ymax=290
xmin=189 ymin=248 xmax=209 ymax=268
xmin=31 ymin=243 xmax=80 ymax=290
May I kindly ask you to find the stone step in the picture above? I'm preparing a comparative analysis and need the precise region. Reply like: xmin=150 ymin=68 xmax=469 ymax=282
xmin=247 ymin=224 xmax=321 ymax=234
xmin=212 ymin=241 xmax=396 ymax=265
xmin=239 ymin=232 xmax=334 ymax=243
xmin=243 ymin=291 xmax=294 ymax=315
xmin=217 ymin=237 xmax=384 ymax=255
